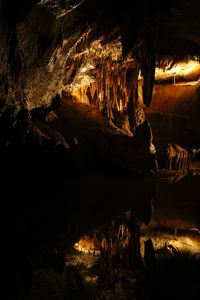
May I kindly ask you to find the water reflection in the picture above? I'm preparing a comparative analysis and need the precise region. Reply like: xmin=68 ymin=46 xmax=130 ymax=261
xmin=63 ymin=172 xmax=200 ymax=299
xmin=26 ymin=172 xmax=200 ymax=300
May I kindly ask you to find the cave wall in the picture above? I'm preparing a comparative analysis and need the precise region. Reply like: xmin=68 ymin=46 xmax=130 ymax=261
xmin=145 ymin=82 xmax=200 ymax=148
xmin=0 ymin=3 xmax=89 ymax=110
xmin=146 ymin=83 xmax=200 ymax=116
xmin=0 ymin=0 xmax=160 ymax=112
xmin=1 ymin=0 xmax=200 ymax=112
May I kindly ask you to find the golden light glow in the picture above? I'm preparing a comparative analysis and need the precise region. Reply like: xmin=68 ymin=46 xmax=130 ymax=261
xmin=71 ymin=86 xmax=90 ymax=104
xmin=119 ymin=99 xmax=123 ymax=111
xmin=141 ymin=232 xmax=200 ymax=258
xmin=155 ymin=60 xmax=200 ymax=79
xmin=74 ymin=235 xmax=100 ymax=255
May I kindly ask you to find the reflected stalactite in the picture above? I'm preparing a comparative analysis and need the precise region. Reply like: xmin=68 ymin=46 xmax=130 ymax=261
xmin=74 ymin=210 xmax=144 ymax=279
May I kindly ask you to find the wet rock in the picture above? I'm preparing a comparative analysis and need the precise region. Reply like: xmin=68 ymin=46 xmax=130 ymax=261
xmin=65 ymin=265 xmax=89 ymax=299
xmin=144 ymin=239 xmax=156 ymax=275
xmin=30 ymin=94 xmax=61 ymax=122
xmin=133 ymin=121 xmax=153 ymax=148
xmin=51 ymin=93 xmax=62 ymax=110
xmin=43 ymin=249 xmax=65 ymax=273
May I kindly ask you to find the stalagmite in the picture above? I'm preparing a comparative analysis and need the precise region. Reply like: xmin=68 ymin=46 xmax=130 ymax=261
xmin=166 ymin=144 xmax=190 ymax=171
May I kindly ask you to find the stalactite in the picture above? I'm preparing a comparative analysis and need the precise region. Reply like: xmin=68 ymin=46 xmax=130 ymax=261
xmin=139 ymin=26 xmax=156 ymax=107
xmin=126 ymin=67 xmax=139 ymax=130
xmin=96 ymin=67 xmax=101 ymax=107
xmin=110 ymin=87 xmax=115 ymax=109
xmin=124 ymin=72 xmax=128 ymax=108
xmin=113 ymin=72 xmax=117 ymax=110
xmin=91 ymin=83 xmax=96 ymax=99
xmin=141 ymin=57 xmax=155 ymax=107
xmin=107 ymin=97 xmax=114 ymax=119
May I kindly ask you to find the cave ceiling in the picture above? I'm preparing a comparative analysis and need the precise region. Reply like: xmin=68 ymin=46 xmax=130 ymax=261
xmin=0 ymin=0 xmax=200 ymax=110
xmin=36 ymin=0 xmax=200 ymax=58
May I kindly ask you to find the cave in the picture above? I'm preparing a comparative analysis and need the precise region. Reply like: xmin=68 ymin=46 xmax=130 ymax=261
xmin=1 ymin=1 xmax=200 ymax=299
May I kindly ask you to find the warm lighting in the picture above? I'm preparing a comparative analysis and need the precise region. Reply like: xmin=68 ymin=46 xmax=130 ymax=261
xmin=119 ymin=99 xmax=123 ymax=111
xmin=71 ymin=86 xmax=90 ymax=104
xmin=116 ymin=99 xmax=124 ymax=112
xmin=80 ymin=64 xmax=94 ymax=74
xmin=141 ymin=231 xmax=200 ymax=258
xmin=74 ymin=235 xmax=100 ymax=255
xmin=155 ymin=60 xmax=200 ymax=80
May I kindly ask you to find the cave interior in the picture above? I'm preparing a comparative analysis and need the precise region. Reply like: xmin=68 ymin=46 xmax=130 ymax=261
xmin=1 ymin=0 xmax=200 ymax=299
